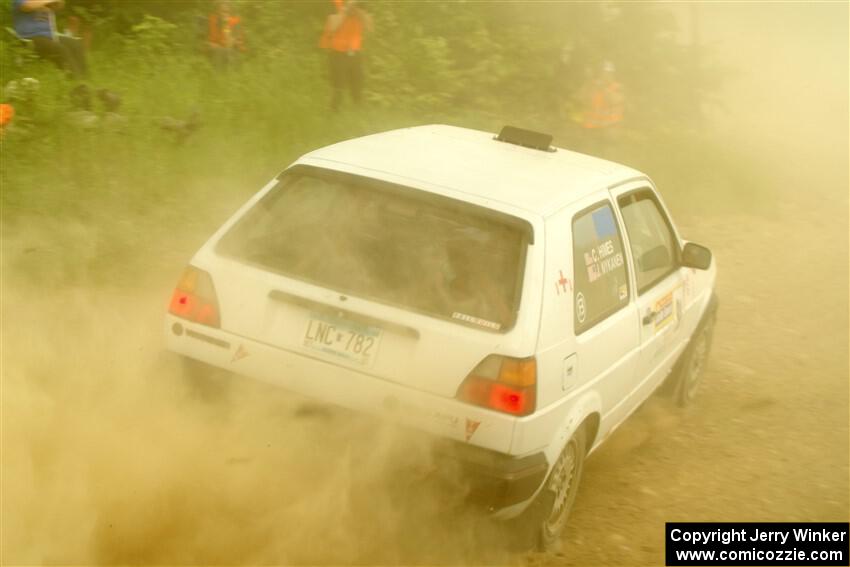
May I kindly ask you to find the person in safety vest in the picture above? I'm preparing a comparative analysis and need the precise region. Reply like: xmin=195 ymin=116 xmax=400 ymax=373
xmin=580 ymin=60 xmax=624 ymax=155
xmin=0 ymin=103 xmax=14 ymax=138
xmin=319 ymin=0 xmax=373 ymax=111
xmin=206 ymin=0 xmax=245 ymax=68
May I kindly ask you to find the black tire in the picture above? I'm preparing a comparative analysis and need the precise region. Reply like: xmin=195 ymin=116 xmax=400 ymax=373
xmin=674 ymin=313 xmax=716 ymax=407
xmin=537 ymin=426 xmax=587 ymax=551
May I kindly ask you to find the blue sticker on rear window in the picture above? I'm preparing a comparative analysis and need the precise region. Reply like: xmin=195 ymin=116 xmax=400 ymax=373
xmin=592 ymin=207 xmax=617 ymax=238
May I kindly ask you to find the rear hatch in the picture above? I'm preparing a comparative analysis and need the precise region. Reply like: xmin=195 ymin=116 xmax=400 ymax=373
xmin=209 ymin=165 xmax=535 ymax=399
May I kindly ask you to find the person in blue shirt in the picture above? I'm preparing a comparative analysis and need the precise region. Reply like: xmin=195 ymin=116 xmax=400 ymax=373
xmin=11 ymin=0 xmax=87 ymax=79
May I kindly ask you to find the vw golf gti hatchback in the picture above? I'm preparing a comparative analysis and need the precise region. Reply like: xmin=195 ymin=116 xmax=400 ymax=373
xmin=165 ymin=124 xmax=718 ymax=548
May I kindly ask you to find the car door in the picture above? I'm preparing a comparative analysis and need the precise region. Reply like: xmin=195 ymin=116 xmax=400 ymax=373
xmin=610 ymin=184 xmax=687 ymax=400
xmin=568 ymin=197 xmax=641 ymax=432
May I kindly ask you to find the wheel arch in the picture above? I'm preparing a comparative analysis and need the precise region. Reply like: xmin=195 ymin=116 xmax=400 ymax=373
xmin=542 ymin=390 xmax=602 ymax=466
xmin=579 ymin=412 xmax=601 ymax=454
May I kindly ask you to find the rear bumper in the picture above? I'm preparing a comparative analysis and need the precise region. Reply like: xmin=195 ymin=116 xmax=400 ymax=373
xmin=166 ymin=315 xmax=548 ymax=514
xmin=433 ymin=440 xmax=548 ymax=512
xmin=165 ymin=315 xmax=518 ymax=453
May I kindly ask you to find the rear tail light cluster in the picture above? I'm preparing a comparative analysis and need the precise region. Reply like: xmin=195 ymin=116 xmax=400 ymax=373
xmin=456 ymin=355 xmax=536 ymax=416
xmin=168 ymin=266 xmax=221 ymax=328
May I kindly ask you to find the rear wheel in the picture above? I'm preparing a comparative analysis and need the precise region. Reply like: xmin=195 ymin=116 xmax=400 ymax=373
xmin=538 ymin=426 xmax=586 ymax=551
xmin=675 ymin=314 xmax=716 ymax=406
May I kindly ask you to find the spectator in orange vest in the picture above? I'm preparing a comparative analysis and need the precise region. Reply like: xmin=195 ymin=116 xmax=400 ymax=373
xmin=0 ymin=103 xmax=14 ymax=137
xmin=206 ymin=0 xmax=245 ymax=68
xmin=320 ymin=0 xmax=373 ymax=111
xmin=580 ymin=61 xmax=624 ymax=156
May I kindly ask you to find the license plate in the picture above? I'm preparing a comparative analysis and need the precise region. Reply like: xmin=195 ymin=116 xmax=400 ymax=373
xmin=302 ymin=314 xmax=382 ymax=366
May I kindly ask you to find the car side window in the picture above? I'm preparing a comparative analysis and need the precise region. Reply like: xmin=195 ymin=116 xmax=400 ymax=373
xmin=617 ymin=190 xmax=678 ymax=294
xmin=572 ymin=202 xmax=630 ymax=334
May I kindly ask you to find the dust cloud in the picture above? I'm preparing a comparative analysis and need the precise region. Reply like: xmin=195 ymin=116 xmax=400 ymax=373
xmin=2 ymin=2 xmax=848 ymax=566
xmin=2 ymin=214 xmax=522 ymax=564
xmin=2 ymin=230 xmax=511 ymax=564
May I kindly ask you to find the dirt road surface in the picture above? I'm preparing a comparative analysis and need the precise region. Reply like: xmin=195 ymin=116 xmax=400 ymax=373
xmin=3 ymin=169 xmax=847 ymax=565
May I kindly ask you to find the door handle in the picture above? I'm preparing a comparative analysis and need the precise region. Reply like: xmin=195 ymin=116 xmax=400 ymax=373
xmin=642 ymin=310 xmax=656 ymax=326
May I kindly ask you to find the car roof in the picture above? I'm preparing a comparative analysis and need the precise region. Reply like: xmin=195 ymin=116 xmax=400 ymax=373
xmin=300 ymin=124 xmax=647 ymax=217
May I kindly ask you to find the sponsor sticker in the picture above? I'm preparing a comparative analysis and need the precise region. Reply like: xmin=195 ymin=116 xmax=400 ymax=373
xmin=555 ymin=269 xmax=572 ymax=295
xmin=591 ymin=206 xmax=617 ymax=238
xmin=654 ymin=292 xmax=675 ymax=332
xmin=576 ymin=292 xmax=587 ymax=324
xmin=452 ymin=312 xmax=501 ymax=330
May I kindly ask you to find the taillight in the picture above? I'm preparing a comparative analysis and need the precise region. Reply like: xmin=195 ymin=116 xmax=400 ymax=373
xmin=456 ymin=355 xmax=536 ymax=416
xmin=168 ymin=266 xmax=220 ymax=328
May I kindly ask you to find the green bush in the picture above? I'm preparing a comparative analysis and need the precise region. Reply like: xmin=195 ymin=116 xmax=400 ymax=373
xmin=1 ymin=1 xmax=739 ymax=288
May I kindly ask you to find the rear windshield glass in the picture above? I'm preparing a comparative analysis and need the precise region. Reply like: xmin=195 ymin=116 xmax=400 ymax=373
xmin=216 ymin=166 xmax=531 ymax=331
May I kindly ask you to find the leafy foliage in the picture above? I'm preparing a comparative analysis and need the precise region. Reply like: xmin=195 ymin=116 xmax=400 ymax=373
xmin=0 ymin=1 xmax=734 ymax=286
xmin=124 ymin=14 xmax=179 ymax=60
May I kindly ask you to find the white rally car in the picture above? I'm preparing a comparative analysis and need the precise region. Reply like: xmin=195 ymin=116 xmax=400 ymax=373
xmin=164 ymin=125 xmax=717 ymax=548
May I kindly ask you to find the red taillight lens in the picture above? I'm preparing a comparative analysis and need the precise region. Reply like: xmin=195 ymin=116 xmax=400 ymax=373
xmin=456 ymin=355 xmax=537 ymax=416
xmin=168 ymin=266 xmax=220 ymax=328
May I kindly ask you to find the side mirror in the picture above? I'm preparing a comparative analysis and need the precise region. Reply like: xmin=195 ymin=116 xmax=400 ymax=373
xmin=682 ymin=242 xmax=712 ymax=270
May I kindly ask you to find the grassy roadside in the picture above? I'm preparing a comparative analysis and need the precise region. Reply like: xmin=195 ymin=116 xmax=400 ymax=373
xmin=1 ymin=44 xmax=769 ymax=291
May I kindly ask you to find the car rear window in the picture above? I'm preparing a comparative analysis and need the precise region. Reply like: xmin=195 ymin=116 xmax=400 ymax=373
xmin=216 ymin=166 xmax=532 ymax=331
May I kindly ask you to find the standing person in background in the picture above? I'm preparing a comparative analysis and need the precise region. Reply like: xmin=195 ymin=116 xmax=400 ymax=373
xmin=0 ymin=103 xmax=14 ymax=138
xmin=11 ymin=0 xmax=88 ymax=79
xmin=206 ymin=0 xmax=245 ymax=68
xmin=320 ymin=0 xmax=373 ymax=111
xmin=580 ymin=60 xmax=624 ymax=156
